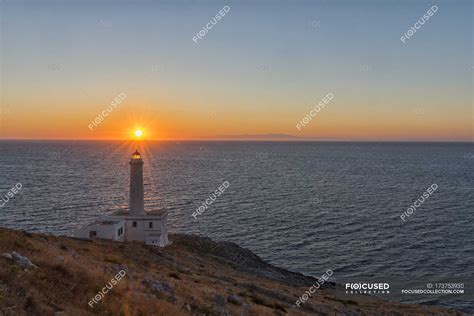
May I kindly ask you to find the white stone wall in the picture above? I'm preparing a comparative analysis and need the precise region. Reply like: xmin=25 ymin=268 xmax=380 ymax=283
xmin=124 ymin=218 xmax=163 ymax=243
xmin=72 ymin=221 xmax=125 ymax=242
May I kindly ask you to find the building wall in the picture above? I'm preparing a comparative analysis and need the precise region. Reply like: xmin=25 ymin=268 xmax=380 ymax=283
xmin=160 ymin=216 xmax=169 ymax=246
xmin=73 ymin=221 xmax=125 ymax=242
xmin=72 ymin=215 xmax=168 ymax=247
xmin=124 ymin=218 xmax=164 ymax=243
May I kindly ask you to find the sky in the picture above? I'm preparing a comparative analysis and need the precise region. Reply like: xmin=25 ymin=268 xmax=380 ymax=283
xmin=0 ymin=0 xmax=472 ymax=141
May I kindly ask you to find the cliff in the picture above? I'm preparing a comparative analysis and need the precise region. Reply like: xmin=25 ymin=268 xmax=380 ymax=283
xmin=0 ymin=228 xmax=465 ymax=316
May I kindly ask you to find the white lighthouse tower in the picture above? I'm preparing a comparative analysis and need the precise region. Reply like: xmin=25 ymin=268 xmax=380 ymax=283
xmin=72 ymin=150 xmax=169 ymax=247
xmin=129 ymin=150 xmax=145 ymax=216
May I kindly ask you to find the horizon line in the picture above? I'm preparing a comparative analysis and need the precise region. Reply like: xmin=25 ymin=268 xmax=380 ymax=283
xmin=0 ymin=138 xmax=472 ymax=143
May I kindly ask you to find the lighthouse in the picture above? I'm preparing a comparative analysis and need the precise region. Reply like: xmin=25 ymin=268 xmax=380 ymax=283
xmin=129 ymin=150 xmax=145 ymax=215
xmin=72 ymin=149 xmax=169 ymax=247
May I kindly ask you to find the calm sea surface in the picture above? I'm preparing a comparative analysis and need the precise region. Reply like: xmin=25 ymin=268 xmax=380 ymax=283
xmin=1 ymin=141 xmax=473 ymax=312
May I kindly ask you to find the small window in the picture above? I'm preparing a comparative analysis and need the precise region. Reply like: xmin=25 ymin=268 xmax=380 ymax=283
xmin=149 ymin=222 xmax=153 ymax=229
xmin=132 ymin=221 xmax=137 ymax=228
xmin=118 ymin=227 xmax=123 ymax=236
xmin=90 ymin=231 xmax=97 ymax=238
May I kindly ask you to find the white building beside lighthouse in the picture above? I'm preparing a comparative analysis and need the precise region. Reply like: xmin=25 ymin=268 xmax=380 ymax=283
xmin=73 ymin=150 xmax=169 ymax=247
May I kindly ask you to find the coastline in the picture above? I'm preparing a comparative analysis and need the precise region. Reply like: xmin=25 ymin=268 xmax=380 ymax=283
xmin=0 ymin=227 xmax=466 ymax=315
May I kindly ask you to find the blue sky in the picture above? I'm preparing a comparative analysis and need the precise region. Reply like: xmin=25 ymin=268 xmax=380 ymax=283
xmin=1 ymin=0 xmax=472 ymax=140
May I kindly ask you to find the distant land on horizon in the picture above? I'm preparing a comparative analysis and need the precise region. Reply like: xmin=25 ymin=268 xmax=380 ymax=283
xmin=0 ymin=134 xmax=472 ymax=142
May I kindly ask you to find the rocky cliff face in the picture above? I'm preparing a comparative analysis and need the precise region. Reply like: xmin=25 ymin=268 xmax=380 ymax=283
xmin=0 ymin=228 xmax=465 ymax=315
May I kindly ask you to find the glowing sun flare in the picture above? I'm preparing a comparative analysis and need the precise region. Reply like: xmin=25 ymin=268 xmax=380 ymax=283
xmin=134 ymin=129 xmax=143 ymax=138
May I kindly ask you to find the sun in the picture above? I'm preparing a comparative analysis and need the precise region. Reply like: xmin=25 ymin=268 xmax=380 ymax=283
xmin=134 ymin=129 xmax=143 ymax=138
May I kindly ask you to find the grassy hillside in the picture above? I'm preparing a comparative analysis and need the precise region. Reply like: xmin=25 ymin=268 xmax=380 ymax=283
xmin=0 ymin=228 xmax=465 ymax=316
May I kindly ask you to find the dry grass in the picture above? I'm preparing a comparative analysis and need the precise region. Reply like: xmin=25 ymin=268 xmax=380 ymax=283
xmin=0 ymin=228 xmax=466 ymax=316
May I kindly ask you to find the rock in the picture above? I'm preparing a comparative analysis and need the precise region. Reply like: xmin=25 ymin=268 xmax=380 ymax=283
xmin=113 ymin=264 xmax=128 ymax=274
xmin=227 ymin=294 xmax=243 ymax=306
xmin=339 ymin=310 xmax=362 ymax=316
xmin=179 ymin=267 xmax=192 ymax=274
xmin=1 ymin=253 xmax=12 ymax=260
xmin=167 ymin=295 xmax=177 ymax=304
xmin=214 ymin=294 xmax=226 ymax=307
xmin=130 ymin=291 xmax=157 ymax=300
xmin=142 ymin=276 xmax=174 ymax=294
xmin=50 ymin=301 xmax=65 ymax=316
xmin=184 ymin=303 xmax=191 ymax=313
xmin=10 ymin=252 xmax=37 ymax=270
xmin=242 ymin=303 xmax=251 ymax=310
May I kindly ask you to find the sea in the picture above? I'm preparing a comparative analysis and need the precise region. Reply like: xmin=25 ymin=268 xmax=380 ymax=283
xmin=1 ymin=141 xmax=473 ymax=313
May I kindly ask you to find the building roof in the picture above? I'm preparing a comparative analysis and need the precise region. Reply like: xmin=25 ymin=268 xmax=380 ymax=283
xmin=112 ymin=210 xmax=130 ymax=216
xmin=111 ymin=208 xmax=167 ymax=216
xmin=109 ymin=210 xmax=167 ymax=220
xmin=88 ymin=220 xmax=123 ymax=226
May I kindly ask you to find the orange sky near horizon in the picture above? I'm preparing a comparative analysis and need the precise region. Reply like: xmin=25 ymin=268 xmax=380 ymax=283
xmin=1 ymin=97 xmax=471 ymax=141
xmin=1 ymin=1 xmax=472 ymax=142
